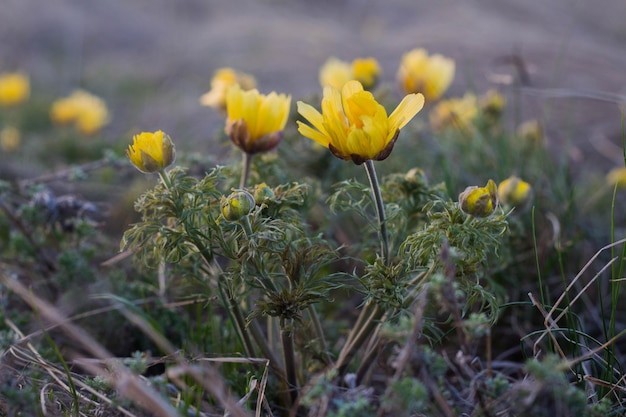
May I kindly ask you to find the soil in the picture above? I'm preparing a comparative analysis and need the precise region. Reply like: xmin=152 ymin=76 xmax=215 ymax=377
xmin=1 ymin=0 xmax=625 ymax=168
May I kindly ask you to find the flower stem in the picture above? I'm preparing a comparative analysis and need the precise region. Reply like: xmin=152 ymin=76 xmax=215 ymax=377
xmin=281 ymin=317 xmax=298 ymax=406
xmin=240 ymin=152 xmax=252 ymax=189
xmin=364 ymin=160 xmax=389 ymax=265
xmin=158 ymin=169 xmax=173 ymax=190
xmin=308 ymin=305 xmax=332 ymax=365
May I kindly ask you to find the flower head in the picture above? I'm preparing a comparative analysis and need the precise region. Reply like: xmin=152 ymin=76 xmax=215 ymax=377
xmin=397 ymin=48 xmax=455 ymax=101
xmin=0 ymin=126 xmax=20 ymax=152
xmin=221 ymin=190 xmax=255 ymax=222
xmin=429 ymin=93 xmax=478 ymax=132
xmin=319 ymin=57 xmax=381 ymax=91
xmin=351 ymin=57 xmax=381 ymax=90
xmin=200 ymin=67 xmax=256 ymax=112
xmin=459 ymin=179 xmax=498 ymax=217
xmin=516 ymin=120 xmax=544 ymax=145
xmin=498 ymin=176 xmax=532 ymax=207
xmin=0 ymin=72 xmax=30 ymax=107
xmin=319 ymin=58 xmax=353 ymax=90
xmin=297 ymin=80 xmax=424 ymax=165
xmin=607 ymin=167 xmax=626 ymax=190
xmin=50 ymin=90 xmax=110 ymax=135
xmin=225 ymin=84 xmax=291 ymax=154
xmin=127 ymin=130 xmax=176 ymax=173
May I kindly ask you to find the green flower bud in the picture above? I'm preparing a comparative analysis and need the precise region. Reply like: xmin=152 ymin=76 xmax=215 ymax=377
xmin=253 ymin=182 xmax=275 ymax=205
xmin=498 ymin=176 xmax=532 ymax=207
xmin=221 ymin=190 xmax=255 ymax=221
xmin=459 ymin=179 xmax=498 ymax=217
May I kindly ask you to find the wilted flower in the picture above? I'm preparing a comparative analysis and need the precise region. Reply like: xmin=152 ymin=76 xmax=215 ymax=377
xmin=221 ymin=190 xmax=255 ymax=221
xmin=397 ymin=48 xmax=455 ymax=101
xmin=127 ymin=130 xmax=176 ymax=173
xmin=0 ymin=72 xmax=30 ymax=107
xmin=0 ymin=126 xmax=20 ymax=152
xmin=319 ymin=57 xmax=382 ymax=91
xmin=225 ymin=84 xmax=291 ymax=154
xmin=607 ymin=167 xmax=626 ymax=190
xmin=200 ymin=67 xmax=256 ymax=112
xmin=429 ymin=93 xmax=478 ymax=132
xmin=351 ymin=57 xmax=381 ymax=90
xmin=297 ymin=80 xmax=424 ymax=165
xmin=459 ymin=179 xmax=498 ymax=217
xmin=498 ymin=176 xmax=532 ymax=207
xmin=50 ymin=90 xmax=110 ymax=135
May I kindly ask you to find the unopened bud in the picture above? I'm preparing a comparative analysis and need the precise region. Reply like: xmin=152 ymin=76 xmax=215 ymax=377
xmin=253 ymin=182 xmax=275 ymax=205
xmin=498 ymin=176 xmax=532 ymax=207
xmin=459 ymin=179 xmax=498 ymax=217
xmin=221 ymin=190 xmax=255 ymax=222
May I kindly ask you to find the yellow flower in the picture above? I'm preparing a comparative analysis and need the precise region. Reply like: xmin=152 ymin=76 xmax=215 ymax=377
xmin=297 ymin=80 xmax=424 ymax=165
xmin=498 ymin=176 xmax=532 ymax=207
xmin=319 ymin=57 xmax=353 ymax=90
xmin=50 ymin=90 xmax=110 ymax=135
xmin=607 ymin=167 xmax=626 ymax=190
xmin=429 ymin=93 xmax=478 ymax=132
xmin=352 ymin=57 xmax=381 ymax=90
xmin=0 ymin=72 xmax=30 ymax=107
xmin=0 ymin=126 xmax=21 ymax=152
xmin=479 ymin=89 xmax=506 ymax=122
xmin=319 ymin=57 xmax=382 ymax=91
xmin=459 ymin=179 xmax=498 ymax=217
xmin=397 ymin=48 xmax=455 ymax=101
xmin=225 ymin=84 xmax=291 ymax=154
xmin=127 ymin=130 xmax=176 ymax=173
xmin=516 ymin=120 xmax=544 ymax=145
xmin=200 ymin=67 xmax=256 ymax=111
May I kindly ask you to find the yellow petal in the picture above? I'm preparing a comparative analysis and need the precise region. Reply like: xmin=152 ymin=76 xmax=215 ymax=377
xmin=388 ymin=93 xmax=424 ymax=131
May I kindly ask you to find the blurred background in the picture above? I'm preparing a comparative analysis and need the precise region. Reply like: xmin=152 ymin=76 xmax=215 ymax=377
xmin=1 ymin=0 xmax=625 ymax=175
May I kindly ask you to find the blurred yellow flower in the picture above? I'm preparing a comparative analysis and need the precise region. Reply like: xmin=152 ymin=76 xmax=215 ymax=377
xmin=0 ymin=126 xmax=21 ymax=152
xmin=479 ymin=89 xmax=506 ymax=122
xmin=225 ymin=84 xmax=291 ymax=154
xmin=297 ymin=80 xmax=424 ymax=165
xmin=429 ymin=93 xmax=478 ymax=132
xmin=498 ymin=176 xmax=532 ymax=207
xmin=0 ymin=72 xmax=30 ymax=107
xmin=516 ymin=119 xmax=544 ymax=145
xmin=397 ymin=48 xmax=455 ymax=101
xmin=459 ymin=179 xmax=498 ymax=217
xmin=50 ymin=90 xmax=110 ymax=135
xmin=607 ymin=167 xmax=626 ymax=190
xmin=351 ymin=57 xmax=381 ymax=90
xmin=127 ymin=130 xmax=176 ymax=173
xmin=200 ymin=67 xmax=256 ymax=112
xmin=319 ymin=57 xmax=353 ymax=90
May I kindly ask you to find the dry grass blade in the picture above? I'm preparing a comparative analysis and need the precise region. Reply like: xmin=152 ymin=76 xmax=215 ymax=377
xmin=1 ymin=273 xmax=180 ymax=417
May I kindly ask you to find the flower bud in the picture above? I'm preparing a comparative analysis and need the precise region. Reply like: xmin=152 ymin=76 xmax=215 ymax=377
xmin=221 ymin=190 xmax=255 ymax=222
xmin=498 ymin=176 xmax=532 ymax=207
xmin=253 ymin=182 xmax=275 ymax=205
xmin=127 ymin=130 xmax=176 ymax=173
xmin=606 ymin=167 xmax=626 ymax=190
xmin=459 ymin=179 xmax=498 ymax=217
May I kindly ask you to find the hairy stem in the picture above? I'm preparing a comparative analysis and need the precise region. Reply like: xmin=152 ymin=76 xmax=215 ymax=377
xmin=240 ymin=152 xmax=252 ymax=189
xmin=364 ymin=160 xmax=389 ymax=265
xmin=281 ymin=318 xmax=298 ymax=406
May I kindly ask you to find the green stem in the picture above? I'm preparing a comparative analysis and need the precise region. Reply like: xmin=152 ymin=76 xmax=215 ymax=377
xmin=281 ymin=318 xmax=298 ymax=406
xmin=158 ymin=169 xmax=172 ymax=190
xmin=335 ymin=303 xmax=383 ymax=375
xmin=240 ymin=152 xmax=252 ymax=189
xmin=308 ymin=305 xmax=332 ymax=365
xmin=364 ymin=160 xmax=389 ymax=265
